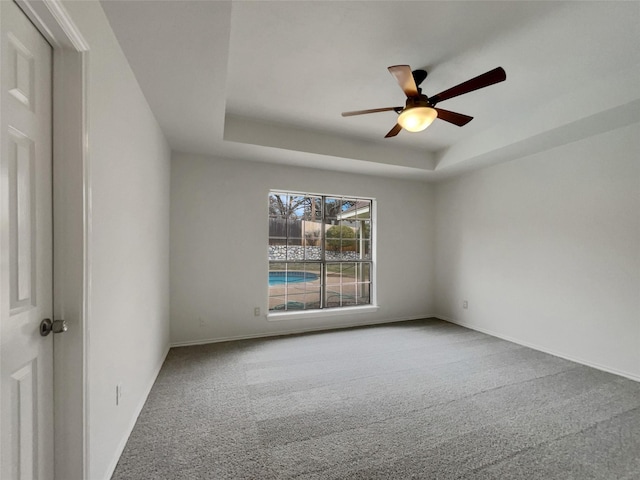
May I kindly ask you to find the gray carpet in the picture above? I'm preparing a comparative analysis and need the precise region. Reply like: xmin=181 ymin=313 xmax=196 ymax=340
xmin=112 ymin=318 xmax=640 ymax=479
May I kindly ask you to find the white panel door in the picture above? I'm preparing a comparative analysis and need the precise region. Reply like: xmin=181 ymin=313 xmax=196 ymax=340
xmin=1 ymin=1 xmax=53 ymax=479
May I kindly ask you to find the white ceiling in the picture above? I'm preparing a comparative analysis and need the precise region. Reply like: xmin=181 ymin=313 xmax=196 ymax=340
xmin=100 ymin=0 xmax=640 ymax=182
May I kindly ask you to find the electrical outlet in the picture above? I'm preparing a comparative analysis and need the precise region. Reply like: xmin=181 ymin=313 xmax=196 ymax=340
xmin=198 ymin=317 xmax=205 ymax=327
xmin=116 ymin=384 xmax=123 ymax=406
xmin=254 ymin=307 xmax=260 ymax=316
xmin=463 ymin=300 xmax=468 ymax=309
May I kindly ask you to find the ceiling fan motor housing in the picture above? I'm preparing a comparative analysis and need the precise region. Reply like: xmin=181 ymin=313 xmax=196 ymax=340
xmin=405 ymin=95 xmax=432 ymax=110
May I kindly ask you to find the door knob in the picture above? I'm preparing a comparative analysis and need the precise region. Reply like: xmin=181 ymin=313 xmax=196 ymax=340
xmin=40 ymin=318 xmax=68 ymax=336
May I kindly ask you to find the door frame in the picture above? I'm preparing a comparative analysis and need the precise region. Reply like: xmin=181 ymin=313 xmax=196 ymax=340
xmin=10 ymin=1 xmax=90 ymax=478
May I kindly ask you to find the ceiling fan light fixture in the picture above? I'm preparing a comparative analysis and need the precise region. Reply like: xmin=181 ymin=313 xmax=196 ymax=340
xmin=397 ymin=106 xmax=438 ymax=132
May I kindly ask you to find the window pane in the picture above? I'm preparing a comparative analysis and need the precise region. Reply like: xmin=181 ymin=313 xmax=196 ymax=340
xmin=286 ymin=239 xmax=303 ymax=260
xmin=268 ymin=263 xmax=287 ymax=308
xmin=285 ymin=262 xmax=304 ymax=272
xmin=357 ymin=283 xmax=370 ymax=304
xmin=269 ymin=262 xmax=286 ymax=272
xmin=269 ymin=295 xmax=287 ymax=311
xmin=305 ymin=248 xmax=321 ymax=261
xmin=325 ymin=289 xmax=342 ymax=307
xmin=324 ymin=197 xmax=341 ymax=219
xmin=359 ymin=240 xmax=371 ymax=260
xmin=341 ymin=239 xmax=357 ymax=258
xmin=358 ymin=220 xmax=371 ymax=242
xmin=268 ymin=242 xmax=285 ymax=260
xmin=287 ymin=217 xmax=303 ymax=238
xmin=340 ymin=198 xmax=357 ymax=216
xmin=354 ymin=201 xmax=371 ymax=219
xmin=341 ymin=221 xmax=358 ymax=259
xmin=341 ymin=263 xmax=356 ymax=282
xmin=268 ymin=216 xmax=287 ymax=249
xmin=341 ymin=220 xmax=358 ymax=232
xmin=313 ymin=197 xmax=323 ymax=220
xmin=269 ymin=193 xmax=289 ymax=217
xmin=324 ymin=223 xmax=338 ymax=256
xmin=302 ymin=287 xmax=321 ymax=310
xmin=303 ymin=262 xmax=322 ymax=278
xmin=284 ymin=295 xmax=307 ymax=310
xmin=325 ymin=263 xmax=341 ymax=286
xmin=303 ymin=220 xmax=322 ymax=260
xmin=340 ymin=283 xmax=359 ymax=306
xmin=268 ymin=263 xmax=286 ymax=284
xmin=325 ymin=223 xmax=356 ymax=259
xmin=286 ymin=280 xmax=303 ymax=297
xmin=359 ymin=263 xmax=371 ymax=283
xmin=301 ymin=196 xmax=322 ymax=221
xmin=286 ymin=214 xmax=303 ymax=262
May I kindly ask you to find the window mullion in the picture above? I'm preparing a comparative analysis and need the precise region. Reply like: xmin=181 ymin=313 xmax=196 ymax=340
xmin=321 ymin=195 xmax=326 ymax=308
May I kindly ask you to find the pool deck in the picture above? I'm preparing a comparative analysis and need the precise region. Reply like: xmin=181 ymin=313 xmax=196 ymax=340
xmin=268 ymin=273 xmax=368 ymax=310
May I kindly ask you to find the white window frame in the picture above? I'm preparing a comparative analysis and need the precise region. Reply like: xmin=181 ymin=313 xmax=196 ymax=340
xmin=267 ymin=190 xmax=378 ymax=321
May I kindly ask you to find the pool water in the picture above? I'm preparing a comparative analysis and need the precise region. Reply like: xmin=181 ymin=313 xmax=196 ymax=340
xmin=269 ymin=271 xmax=319 ymax=286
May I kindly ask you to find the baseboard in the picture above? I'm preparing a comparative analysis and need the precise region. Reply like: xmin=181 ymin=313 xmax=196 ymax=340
xmin=102 ymin=343 xmax=171 ymax=480
xmin=171 ymin=314 xmax=437 ymax=348
xmin=438 ymin=315 xmax=640 ymax=383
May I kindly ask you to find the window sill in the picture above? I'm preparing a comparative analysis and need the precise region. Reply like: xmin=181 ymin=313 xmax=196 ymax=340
xmin=266 ymin=305 xmax=380 ymax=322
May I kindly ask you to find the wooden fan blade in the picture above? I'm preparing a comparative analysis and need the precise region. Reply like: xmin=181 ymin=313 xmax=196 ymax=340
xmin=430 ymin=67 xmax=506 ymax=105
xmin=434 ymin=108 xmax=473 ymax=127
xmin=342 ymin=107 xmax=401 ymax=117
xmin=388 ymin=65 xmax=419 ymax=97
xmin=384 ymin=124 xmax=402 ymax=138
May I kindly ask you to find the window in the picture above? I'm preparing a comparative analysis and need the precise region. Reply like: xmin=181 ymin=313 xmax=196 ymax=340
xmin=268 ymin=191 xmax=373 ymax=312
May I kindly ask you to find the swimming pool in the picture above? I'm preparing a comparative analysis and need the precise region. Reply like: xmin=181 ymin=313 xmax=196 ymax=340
xmin=269 ymin=271 xmax=319 ymax=286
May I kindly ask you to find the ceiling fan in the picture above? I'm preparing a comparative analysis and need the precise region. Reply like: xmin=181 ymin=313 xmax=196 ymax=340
xmin=342 ymin=65 xmax=506 ymax=138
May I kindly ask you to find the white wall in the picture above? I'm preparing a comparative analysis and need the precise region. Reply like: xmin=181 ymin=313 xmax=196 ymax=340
xmin=62 ymin=2 xmax=171 ymax=479
xmin=435 ymin=123 xmax=640 ymax=380
xmin=170 ymin=153 xmax=435 ymax=344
